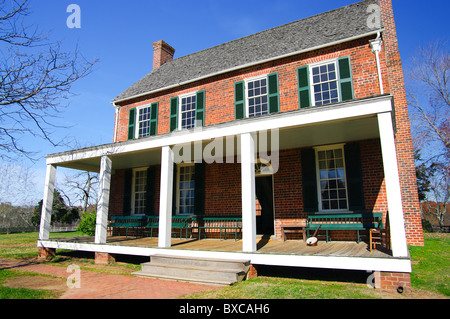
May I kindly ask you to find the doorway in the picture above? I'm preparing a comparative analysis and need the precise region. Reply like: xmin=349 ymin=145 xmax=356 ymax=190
xmin=255 ymin=175 xmax=274 ymax=236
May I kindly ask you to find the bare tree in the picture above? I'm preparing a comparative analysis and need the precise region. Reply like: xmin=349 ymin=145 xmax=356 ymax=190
xmin=0 ymin=0 xmax=97 ymax=160
xmin=407 ymin=40 xmax=449 ymax=160
xmin=408 ymin=40 xmax=449 ymax=229
xmin=0 ymin=161 xmax=38 ymax=205
xmin=60 ymin=170 xmax=99 ymax=212
xmin=422 ymin=164 xmax=450 ymax=230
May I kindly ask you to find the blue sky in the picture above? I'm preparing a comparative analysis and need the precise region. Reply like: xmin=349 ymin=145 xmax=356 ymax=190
xmin=2 ymin=0 xmax=450 ymax=205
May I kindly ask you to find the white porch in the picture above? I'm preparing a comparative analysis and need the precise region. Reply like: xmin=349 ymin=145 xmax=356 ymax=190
xmin=38 ymin=94 xmax=411 ymax=274
xmin=37 ymin=235 xmax=411 ymax=273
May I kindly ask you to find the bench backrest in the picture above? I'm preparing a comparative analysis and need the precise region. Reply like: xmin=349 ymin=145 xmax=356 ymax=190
xmin=307 ymin=213 xmax=384 ymax=229
xmin=109 ymin=215 xmax=147 ymax=227
xmin=192 ymin=217 xmax=242 ymax=228
xmin=145 ymin=215 xmax=193 ymax=227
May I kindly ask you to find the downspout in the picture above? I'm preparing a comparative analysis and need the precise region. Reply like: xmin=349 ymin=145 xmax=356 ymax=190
xmin=113 ymin=102 xmax=120 ymax=143
xmin=370 ymin=33 xmax=384 ymax=94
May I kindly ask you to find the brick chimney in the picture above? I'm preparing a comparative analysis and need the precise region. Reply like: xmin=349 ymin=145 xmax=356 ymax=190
xmin=152 ymin=40 xmax=175 ymax=70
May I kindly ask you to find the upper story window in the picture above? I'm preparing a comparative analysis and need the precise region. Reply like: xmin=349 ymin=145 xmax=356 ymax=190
xmin=234 ymin=73 xmax=279 ymax=120
xmin=311 ymin=61 xmax=339 ymax=106
xmin=127 ymin=102 xmax=158 ymax=140
xmin=246 ymin=76 xmax=269 ymax=117
xmin=180 ymin=93 xmax=197 ymax=130
xmin=170 ymin=91 xmax=205 ymax=132
xmin=297 ymin=56 xmax=353 ymax=109
xmin=137 ymin=105 xmax=151 ymax=138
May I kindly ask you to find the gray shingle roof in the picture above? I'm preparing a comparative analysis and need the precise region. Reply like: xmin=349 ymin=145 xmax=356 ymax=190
xmin=113 ymin=0 xmax=382 ymax=103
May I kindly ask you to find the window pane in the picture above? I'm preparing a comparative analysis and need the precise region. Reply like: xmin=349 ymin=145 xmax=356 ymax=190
xmin=181 ymin=95 xmax=196 ymax=129
xmin=311 ymin=62 xmax=339 ymax=106
xmin=138 ymin=106 xmax=152 ymax=138
xmin=178 ymin=165 xmax=195 ymax=215
xmin=247 ymin=78 xmax=269 ymax=118
xmin=133 ymin=170 xmax=147 ymax=214
xmin=317 ymin=147 xmax=348 ymax=211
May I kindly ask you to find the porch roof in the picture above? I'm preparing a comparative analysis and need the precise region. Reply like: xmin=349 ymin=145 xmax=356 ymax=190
xmin=46 ymin=94 xmax=393 ymax=172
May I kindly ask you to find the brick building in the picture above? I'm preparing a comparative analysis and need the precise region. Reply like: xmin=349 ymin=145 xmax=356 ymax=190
xmin=38 ymin=0 xmax=422 ymax=291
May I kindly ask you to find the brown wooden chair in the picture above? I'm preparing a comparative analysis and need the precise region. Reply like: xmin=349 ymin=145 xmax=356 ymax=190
xmin=369 ymin=212 xmax=390 ymax=252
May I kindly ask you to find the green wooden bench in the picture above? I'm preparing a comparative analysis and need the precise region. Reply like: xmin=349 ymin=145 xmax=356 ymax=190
xmin=108 ymin=216 xmax=147 ymax=237
xmin=143 ymin=216 xmax=159 ymax=238
xmin=193 ymin=217 xmax=242 ymax=240
xmin=143 ymin=216 xmax=193 ymax=239
xmin=172 ymin=216 xmax=193 ymax=239
xmin=305 ymin=212 xmax=384 ymax=243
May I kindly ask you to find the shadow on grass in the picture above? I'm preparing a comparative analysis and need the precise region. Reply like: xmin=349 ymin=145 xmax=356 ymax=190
xmin=254 ymin=264 xmax=370 ymax=284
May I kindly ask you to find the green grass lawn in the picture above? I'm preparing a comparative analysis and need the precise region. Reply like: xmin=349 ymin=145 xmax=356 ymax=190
xmin=409 ymin=233 xmax=450 ymax=296
xmin=0 ymin=231 xmax=449 ymax=299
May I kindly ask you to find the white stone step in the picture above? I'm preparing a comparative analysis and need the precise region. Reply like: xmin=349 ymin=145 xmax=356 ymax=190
xmin=133 ymin=254 xmax=250 ymax=286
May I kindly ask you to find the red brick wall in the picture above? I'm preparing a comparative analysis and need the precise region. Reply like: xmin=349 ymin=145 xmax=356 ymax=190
xmin=379 ymin=0 xmax=424 ymax=245
xmin=114 ymin=36 xmax=384 ymax=142
xmin=204 ymin=161 xmax=242 ymax=216
xmin=375 ymin=271 xmax=411 ymax=292
xmin=109 ymin=169 xmax=125 ymax=217
xmin=274 ymin=139 xmax=388 ymax=241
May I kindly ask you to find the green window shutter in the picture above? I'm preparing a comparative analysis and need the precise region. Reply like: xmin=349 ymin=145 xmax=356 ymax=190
xmin=338 ymin=57 xmax=354 ymax=102
xmin=301 ymin=148 xmax=318 ymax=212
xmin=170 ymin=97 xmax=178 ymax=132
xmin=344 ymin=143 xmax=365 ymax=211
xmin=297 ymin=66 xmax=311 ymax=108
xmin=149 ymin=102 xmax=158 ymax=136
xmin=195 ymin=90 xmax=205 ymax=126
xmin=123 ymin=169 xmax=133 ymax=216
xmin=127 ymin=108 xmax=136 ymax=140
xmin=268 ymin=73 xmax=279 ymax=113
xmin=234 ymin=81 xmax=245 ymax=119
xmin=145 ymin=166 xmax=156 ymax=216
xmin=194 ymin=162 xmax=205 ymax=215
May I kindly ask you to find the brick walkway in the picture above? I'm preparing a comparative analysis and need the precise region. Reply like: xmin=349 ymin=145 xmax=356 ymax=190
xmin=0 ymin=259 xmax=218 ymax=299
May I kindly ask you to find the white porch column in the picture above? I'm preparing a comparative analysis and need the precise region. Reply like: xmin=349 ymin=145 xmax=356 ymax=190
xmin=241 ymin=132 xmax=257 ymax=252
xmin=39 ymin=164 xmax=57 ymax=240
xmin=159 ymin=146 xmax=174 ymax=248
xmin=377 ymin=112 xmax=409 ymax=257
xmin=95 ymin=156 xmax=112 ymax=244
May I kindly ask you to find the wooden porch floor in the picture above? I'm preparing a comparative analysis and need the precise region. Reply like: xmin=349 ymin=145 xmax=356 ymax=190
xmin=57 ymin=235 xmax=393 ymax=259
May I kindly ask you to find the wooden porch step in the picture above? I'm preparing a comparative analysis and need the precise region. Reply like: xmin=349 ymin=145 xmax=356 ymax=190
xmin=132 ymin=254 xmax=251 ymax=286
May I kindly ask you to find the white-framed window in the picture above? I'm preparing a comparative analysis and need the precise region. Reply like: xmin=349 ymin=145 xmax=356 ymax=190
xmin=136 ymin=105 xmax=152 ymax=138
xmin=132 ymin=168 xmax=147 ymax=215
xmin=245 ymin=75 xmax=269 ymax=118
xmin=314 ymin=144 xmax=349 ymax=212
xmin=176 ymin=164 xmax=195 ymax=215
xmin=179 ymin=92 xmax=197 ymax=130
xmin=310 ymin=60 xmax=339 ymax=106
